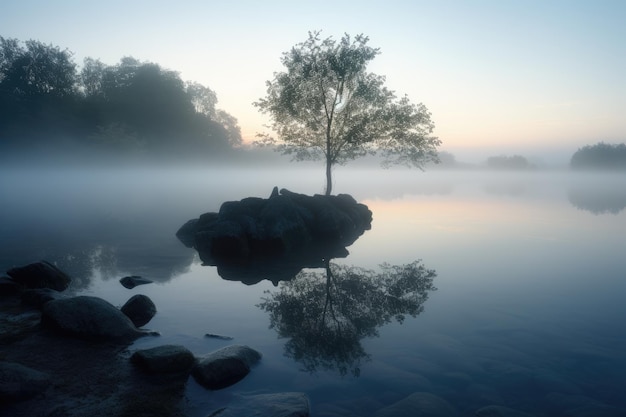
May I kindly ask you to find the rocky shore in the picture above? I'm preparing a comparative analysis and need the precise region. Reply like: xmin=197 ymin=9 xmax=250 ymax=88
xmin=0 ymin=261 xmax=309 ymax=417
xmin=2 ymin=189 xmax=376 ymax=417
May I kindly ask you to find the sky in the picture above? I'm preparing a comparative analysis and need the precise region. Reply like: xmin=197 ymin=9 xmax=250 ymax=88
xmin=2 ymin=0 xmax=625 ymax=164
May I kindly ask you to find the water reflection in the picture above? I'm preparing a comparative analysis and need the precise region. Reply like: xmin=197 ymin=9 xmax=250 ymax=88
xmin=0 ymin=224 xmax=196 ymax=290
xmin=568 ymin=184 xmax=626 ymax=215
xmin=258 ymin=259 xmax=437 ymax=376
xmin=195 ymin=242 xmax=352 ymax=285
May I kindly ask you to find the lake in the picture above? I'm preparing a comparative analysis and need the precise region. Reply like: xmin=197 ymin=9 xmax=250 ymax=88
xmin=1 ymin=166 xmax=625 ymax=416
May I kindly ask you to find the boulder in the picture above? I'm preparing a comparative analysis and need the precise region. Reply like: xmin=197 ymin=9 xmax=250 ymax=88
xmin=177 ymin=188 xmax=372 ymax=278
xmin=119 ymin=275 xmax=153 ymax=289
xmin=192 ymin=345 xmax=261 ymax=390
xmin=258 ymin=194 xmax=312 ymax=250
xmin=176 ymin=218 xmax=199 ymax=247
xmin=6 ymin=260 xmax=71 ymax=291
xmin=207 ymin=392 xmax=310 ymax=417
xmin=0 ymin=361 xmax=50 ymax=403
xmin=131 ymin=344 xmax=196 ymax=374
xmin=21 ymin=288 xmax=65 ymax=309
xmin=374 ymin=392 xmax=458 ymax=417
xmin=120 ymin=294 xmax=157 ymax=327
xmin=41 ymin=296 xmax=145 ymax=341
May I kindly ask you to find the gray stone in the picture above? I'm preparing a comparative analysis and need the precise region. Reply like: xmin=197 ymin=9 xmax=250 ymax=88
xmin=0 ymin=361 xmax=50 ymax=403
xmin=259 ymin=194 xmax=312 ymax=250
xmin=207 ymin=392 xmax=310 ymax=417
xmin=6 ymin=260 xmax=71 ymax=291
xmin=475 ymin=405 xmax=537 ymax=417
xmin=21 ymin=288 xmax=64 ymax=309
xmin=131 ymin=344 xmax=196 ymax=374
xmin=177 ymin=189 xmax=372 ymax=262
xmin=119 ymin=275 xmax=153 ymax=289
xmin=41 ymin=296 xmax=144 ymax=341
xmin=374 ymin=392 xmax=458 ymax=417
xmin=192 ymin=345 xmax=261 ymax=390
xmin=205 ymin=333 xmax=234 ymax=340
xmin=120 ymin=294 xmax=157 ymax=327
xmin=176 ymin=218 xmax=199 ymax=247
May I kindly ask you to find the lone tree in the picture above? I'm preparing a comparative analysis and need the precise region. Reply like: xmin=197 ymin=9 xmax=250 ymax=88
xmin=255 ymin=32 xmax=441 ymax=195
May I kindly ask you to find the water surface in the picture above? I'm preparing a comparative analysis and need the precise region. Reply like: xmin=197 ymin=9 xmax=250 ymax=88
xmin=1 ymin=167 xmax=625 ymax=416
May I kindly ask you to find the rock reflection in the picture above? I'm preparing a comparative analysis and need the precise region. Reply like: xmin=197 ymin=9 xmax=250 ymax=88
xmin=196 ymin=242 xmax=351 ymax=286
xmin=1 ymin=235 xmax=196 ymax=291
xmin=257 ymin=259 xmax=437 ymax=376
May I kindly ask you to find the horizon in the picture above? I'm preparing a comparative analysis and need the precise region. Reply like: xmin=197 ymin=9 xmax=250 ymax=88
xmin=2 ymin=0 xmax=625 ymax=163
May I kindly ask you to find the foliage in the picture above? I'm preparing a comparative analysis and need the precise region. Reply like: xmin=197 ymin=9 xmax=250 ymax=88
xmin=258 ymin=260 xmax=437 ymax=376
xmin=570 ymin=142 xmax=626 ymax=170
xmin=0 ymin=36 xmax=241 ymax=159
xmin=255 ymin=32 xmax=440 ymax=194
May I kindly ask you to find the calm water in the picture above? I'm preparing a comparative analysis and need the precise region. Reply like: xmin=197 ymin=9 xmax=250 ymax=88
xmin=1 ymin=167 xmax=625 ymax=416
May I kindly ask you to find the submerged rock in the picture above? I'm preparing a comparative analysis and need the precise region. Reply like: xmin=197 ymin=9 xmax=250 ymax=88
xmin=207 ymin=392 xmax=310 ymax=417
xmin=131 ymin=344 xmax=196 ymax=374
xmin=192 ymin=345 xmax=262 ymax=390
xmin=6 ymin=260 xmax=71 ymax=291
xmin=41 ymin=296 xmax=145 ymax=341
xmin=204 ymin=333 xmax=234 ymax=341
xmin=120 ymin=294 xmax=157 ymax=327
xmin=119 ymin=275 xmax=153 ymax=289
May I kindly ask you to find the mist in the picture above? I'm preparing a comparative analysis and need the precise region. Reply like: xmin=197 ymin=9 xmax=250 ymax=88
xmin=2 ymin=35 xmax=626 ymax=417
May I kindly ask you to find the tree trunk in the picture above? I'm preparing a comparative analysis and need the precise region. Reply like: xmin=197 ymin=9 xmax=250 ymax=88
xmin=325 ymin=156 xmax=332 ymax=196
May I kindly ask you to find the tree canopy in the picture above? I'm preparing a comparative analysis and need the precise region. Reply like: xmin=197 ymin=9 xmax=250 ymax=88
xmin=0 ymin=37 xmax=241 ymax=161
xmin=255 ymin=32 xmax=441 ymax=195
xmin=570 ymin=142 xmax=626 ymax=170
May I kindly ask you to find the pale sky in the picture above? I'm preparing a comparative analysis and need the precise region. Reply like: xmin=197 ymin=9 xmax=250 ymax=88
xmin=2 ymin=0 xmax=625 ymax=162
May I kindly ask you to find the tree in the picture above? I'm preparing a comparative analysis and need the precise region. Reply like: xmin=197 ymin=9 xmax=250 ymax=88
xmin=186 ymin=81 xmax=218 ymax=117
xmin=0 ymin=37 xmax=80 ymax=141
xmin=570 ymin=142 xmax=626 ymax=170
xmin=255 ymin=32 xmax=441 ymax=195
xmin=0 ymin=38 xmax=77 ymax=98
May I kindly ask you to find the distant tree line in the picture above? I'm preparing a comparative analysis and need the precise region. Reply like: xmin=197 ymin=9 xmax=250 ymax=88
xmin=0 ymin=37 xmax=241 ymax=160
xmin=570 ymin=142 xmax=626 ymax=170
xmin=485 ymin=154 xmax=533 ymax=170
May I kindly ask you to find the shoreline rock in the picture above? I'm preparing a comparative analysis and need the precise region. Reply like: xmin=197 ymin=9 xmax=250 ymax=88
xmin=131 ymin=344 xmax=196 ymax=375
xmin=192 ymin=345 xmax=262 ymax=390
xmin=41 ymin=295 xmax=147 ymax=341
xmin=120 ymin=294 xmax=157 ymax=328
xmin=6 ymin=260 xmax=71 ymax=291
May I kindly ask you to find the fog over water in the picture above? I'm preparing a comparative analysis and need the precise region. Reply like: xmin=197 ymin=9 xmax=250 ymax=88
xmin=1 ymin=166 xmax=625 ymax=416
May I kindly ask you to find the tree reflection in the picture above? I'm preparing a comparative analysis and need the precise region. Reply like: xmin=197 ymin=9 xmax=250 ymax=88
xmin=258 ymin=260 xmax=437 ymax=376
xmin=568 ymin=185 xmax=626 ymax=215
